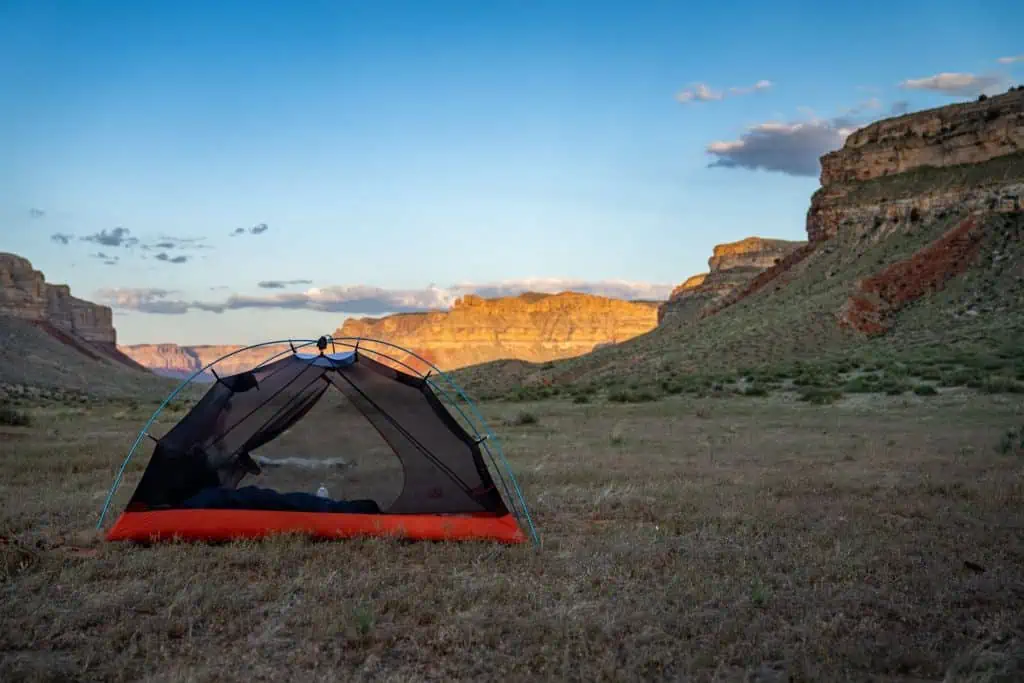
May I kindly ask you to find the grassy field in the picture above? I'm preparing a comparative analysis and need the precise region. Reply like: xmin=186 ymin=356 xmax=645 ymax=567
xmin=3 ymin=388 xmax=1023 ymax=681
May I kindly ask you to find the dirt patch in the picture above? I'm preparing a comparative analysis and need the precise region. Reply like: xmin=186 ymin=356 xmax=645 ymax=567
xmin=839 ymin=214 xmax=986 ymax=335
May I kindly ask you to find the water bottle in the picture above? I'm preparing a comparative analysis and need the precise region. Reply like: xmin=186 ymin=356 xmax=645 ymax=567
xmin=316 ymin=483 xmax=329 ymax=499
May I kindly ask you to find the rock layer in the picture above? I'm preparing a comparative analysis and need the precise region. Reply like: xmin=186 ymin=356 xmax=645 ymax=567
xmin=658 ymin=237 xmax=806 ymax=324
xmin=808 ymin=89 xmax=1024 ymax=243
xmin=337 ymin=292 xmax=661 ymax=371
xmin=819 ymin=89 xmax=1024 ymax=186
xmin=0 ymin=253 xmax=116 ymax=345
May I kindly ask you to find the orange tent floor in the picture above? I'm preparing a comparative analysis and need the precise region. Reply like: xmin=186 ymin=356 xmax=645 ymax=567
xmin=106 ymin=509 xmax=527 ymax=543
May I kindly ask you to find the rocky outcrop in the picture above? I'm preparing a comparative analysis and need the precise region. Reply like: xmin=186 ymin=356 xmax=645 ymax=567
xmin=658 ymin=237 xmax=806 ymax=324
xmin=0 ymin=252 xmax=117 ymax=346
xmin=819 ymin=89 xmax=1024 ymax=186
xmin=808 ymin=89 xmax=1024 ymax=243
xmin=336 ymin=292 xmax=661 ymax=371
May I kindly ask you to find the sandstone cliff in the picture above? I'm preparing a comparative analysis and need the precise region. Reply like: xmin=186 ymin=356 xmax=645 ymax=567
xmin=119 ymin=293 xmax=662 ymax=377
xmin=712 ymin=88 xmax=1024 ymax=327
xmin=658 ymin=237 xmax=806 ymax=324
xmin=0 ymin=252 xmax=155 ymax=392
xmin=0 ymin=253 xmax=118 ymax=345
xmin=802 ymin=88 xmax=1024 ymax=335
xmin=819 ymin=89 xmax=1024 ymax=187
xmin=808 ymin=89 xmax=1024 ymax=243
xmin=336 ymin=292 xmax=661 ymax=371
xmin=0 ymin=252 xmax=147 ymax=368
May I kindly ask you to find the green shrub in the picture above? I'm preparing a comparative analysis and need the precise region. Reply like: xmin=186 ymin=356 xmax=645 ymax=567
xmin=507 ymin=411 xmax=538 ymax=426
xmin=879 ymin=380 xmax=911 ymax=395
xmin=913 ymin=384 xmax=938 ymax=396
xmin=997 ymin=426 xmax=1023 ymax=455
xmin=798 ymin=388 xmax=843 ymax=405
xmin=742 ymin=385 xmax=769 ymax=397
xmin=0 ymin=403 xmax=30 ymax=427
xmin=608 ymin=389 xmax=659 ymax=404
xmin=660 ymin=379 xmax=684 ymax=395
xmin=981 ymin=377 xmax=1024 ymax=394
xmin=843 ymin=376 xmax=880 ymax=393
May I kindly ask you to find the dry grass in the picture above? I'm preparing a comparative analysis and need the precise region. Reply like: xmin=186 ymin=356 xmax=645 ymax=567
xmin=2 ymin=390 xmax=1024 ymax=681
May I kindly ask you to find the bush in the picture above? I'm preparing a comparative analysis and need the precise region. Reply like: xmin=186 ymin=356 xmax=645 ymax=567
xmin=843 ymin=376 xmax=880 ymax=393
xmin=0 ymin=403 xmax=30 ymax=427
xmin=981 ymin=377 xmax=1024 ymax=394
xmin=879 ymin=380 xmax=911 ymax=395
xmin=507 ymin=411 xmax=538 ymax=426
xmin=913 ymin=384 xmax=938 ymax=396
xmin=997 ymin=426 xmax=1023 ymax=455
xmin=798 ymin=388 xmax=843 ymax=405
xmin=608 ymin=389 xmax=659 ymax=404
xmin=742 ymin=384 xmax=769 ymax=397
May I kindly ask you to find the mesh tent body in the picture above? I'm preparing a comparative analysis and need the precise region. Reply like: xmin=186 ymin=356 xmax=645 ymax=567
xmin=104 ymin=345 xmax=528 ymax=543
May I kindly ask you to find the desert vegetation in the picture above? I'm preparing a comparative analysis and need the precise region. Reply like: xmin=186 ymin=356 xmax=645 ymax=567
xmin=2 ymin=388 xmax=1023 ymax=680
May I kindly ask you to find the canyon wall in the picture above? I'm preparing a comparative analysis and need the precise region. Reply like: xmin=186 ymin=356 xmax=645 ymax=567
xmin=808 ymin=88 xmax=1024 ymax=243
xmin=337 ymin=292 xmax=661 ymax=371
xmin=711 ymin=88 xmax=1024 ymax=326
xmin=118 ymin=343 xmax=286 ymax=379
xmin=819 ymin=88 xmax=1024 ymax=187
xmin=657 ymin=237 xmax=806 ymax=324
xmin=121 ymin=292 xmax=662 ymax=376
xmin=0 ymin=253 xmax=117 ymax=345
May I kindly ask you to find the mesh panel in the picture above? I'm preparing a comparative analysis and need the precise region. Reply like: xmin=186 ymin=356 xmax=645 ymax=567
xmin=203 ymin=359 xmax=328 ymax=465
xmin=127 ymin=352 xmax=508 ymax=516
xmin=329 ymin=356 xmax=507 ymax=514
xmin=130 ymin=356 xmax=330 ymax=508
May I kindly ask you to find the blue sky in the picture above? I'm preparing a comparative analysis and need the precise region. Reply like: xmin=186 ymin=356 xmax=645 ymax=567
xmin=2 ymin=0 xmax=1021 ymax=345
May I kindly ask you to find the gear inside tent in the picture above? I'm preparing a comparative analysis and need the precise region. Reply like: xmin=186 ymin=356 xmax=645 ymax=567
xmin=97 ymin=337 xmax=538 ymax=544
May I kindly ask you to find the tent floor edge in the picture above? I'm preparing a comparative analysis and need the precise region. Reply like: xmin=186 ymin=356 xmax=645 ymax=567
xmin=104 ymin=509 xmax=527 ymax=544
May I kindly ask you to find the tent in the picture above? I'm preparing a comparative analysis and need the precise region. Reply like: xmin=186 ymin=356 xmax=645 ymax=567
xmin=97 ymin=336 xmax=539 ymax=545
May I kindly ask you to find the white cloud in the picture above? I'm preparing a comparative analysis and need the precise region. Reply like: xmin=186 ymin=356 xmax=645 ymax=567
xmin=899 ymin=72 xmax=1002 ymax=96
xmin=676 ymin=79 xmax=772 ymax=104
xmin=676 ymin=83 xmax=723 ymax=103
xmin=996 ymin=55 xmax=1024 ymax=65
xmin=97 ymin=279 xmax=674 ymax=316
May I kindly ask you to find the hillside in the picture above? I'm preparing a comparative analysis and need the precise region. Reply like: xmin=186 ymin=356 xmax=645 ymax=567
xmin=658 ymin=236 xmax=806 ymax=325
xmin=0 ymin=253 xmax=174 ymax=399
xmin=454 ymin=88 xmax=1024 ymax=400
